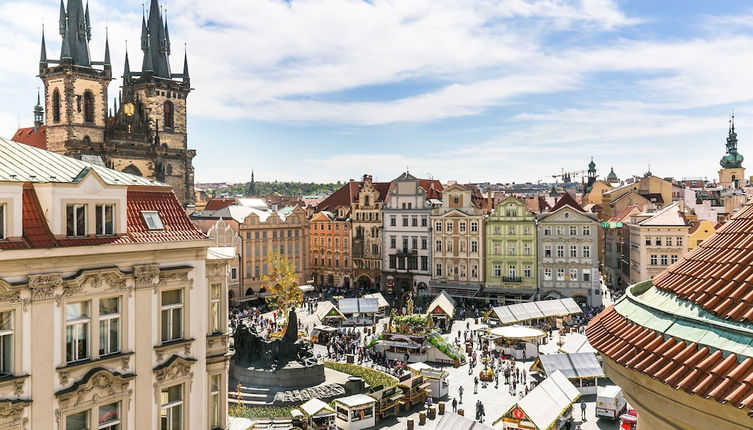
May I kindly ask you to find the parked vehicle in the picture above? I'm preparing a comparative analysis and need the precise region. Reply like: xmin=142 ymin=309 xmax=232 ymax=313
xmin=595 ymin=385 xmax=627 ymax=419
xmin=619 ymin=407 xmax=637 ymax=430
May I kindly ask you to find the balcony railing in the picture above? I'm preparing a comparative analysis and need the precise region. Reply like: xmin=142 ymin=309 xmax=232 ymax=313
xmin=502 ymin=276 xmax=522 ymax=283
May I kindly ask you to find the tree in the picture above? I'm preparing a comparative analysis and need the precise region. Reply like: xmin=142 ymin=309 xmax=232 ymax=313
xmin=261 ymin=251 xmax=302 ymax=318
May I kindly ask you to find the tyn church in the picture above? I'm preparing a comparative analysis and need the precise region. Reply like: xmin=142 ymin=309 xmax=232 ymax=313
xmin=12 ymin=0 xmax=196 ymax=205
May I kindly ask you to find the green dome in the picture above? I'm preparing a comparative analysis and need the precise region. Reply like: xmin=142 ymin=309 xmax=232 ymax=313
xmin=607 ymin=167 xmax=618 ymax=182
xmin=588 ymin=159 xmax=596 ymax=170
xmin=720 ymin=152 xmax=744 ymax=169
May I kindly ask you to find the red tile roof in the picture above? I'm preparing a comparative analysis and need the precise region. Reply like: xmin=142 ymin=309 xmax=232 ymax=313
xmin=551 ymin=192 xmax=585 ymax=212
xmin=317 ymin=178 xmax=392 ymax=212
xmin=419 ymin=179 xmax=444 ymax=200
xmin=586 ymin=306 xmax=753 ymax=409
xmin=651 ymin=201 xmax=753 ymax=323
xmin=0 ymin=188 xmax=205 ymax=250
xmin=11 ymin=126 xmax=47 ymax=150
xmin=609 ymin=205 xmax=639 ymax=223
xmin=204 ymin=198 xmax=238 ymax=211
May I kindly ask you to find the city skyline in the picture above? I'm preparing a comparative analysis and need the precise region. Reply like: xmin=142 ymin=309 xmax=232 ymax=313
xmin=1 ymin=0 xmax=752 ymax=184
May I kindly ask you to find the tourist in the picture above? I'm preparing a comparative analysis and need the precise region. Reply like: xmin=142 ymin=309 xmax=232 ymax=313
xmin=474 ymin=376 xmax=479 ymax=394
xmin=580 ymin=400 xmax=587 ymax=421
xmin=452 ymin=397 xmax=458 ymax=413
xmin=458 ymin=386 xmax=464 ymax=404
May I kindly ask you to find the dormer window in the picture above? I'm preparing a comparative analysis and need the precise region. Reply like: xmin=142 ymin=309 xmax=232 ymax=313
xmin=141 ymin=211 xmax=164 ymax=230
xmin=66 ymin=204 xmax=87 ymax=237
xmin=95 ymin=204 xmax=115 ymax=236
xmin=0 ymin=203 xmax=5 ymax=240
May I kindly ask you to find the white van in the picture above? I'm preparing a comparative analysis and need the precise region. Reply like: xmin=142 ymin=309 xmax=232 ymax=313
xmin=595 ymin=385 xmax=627 ymax=419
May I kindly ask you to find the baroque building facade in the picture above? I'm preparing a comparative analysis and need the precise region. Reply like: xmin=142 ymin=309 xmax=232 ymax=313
xmin=484 ymin=196 xmax=537 ymax=304
xmin=381 ymin=173 xmax=442 ymax=301
xmin=12 ymin=0 xmax=196 ymax=206
xmin=0 ymin=137 xmax=230 ymax=430
xmin=537 ymin=194 xmax=601 ymax=306
xmin=429 ymin=184 xmax=485 ymax=299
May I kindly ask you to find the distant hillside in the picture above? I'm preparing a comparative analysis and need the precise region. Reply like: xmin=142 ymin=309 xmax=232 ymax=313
xmin=208 ymin=181 xmax=342 ymax=198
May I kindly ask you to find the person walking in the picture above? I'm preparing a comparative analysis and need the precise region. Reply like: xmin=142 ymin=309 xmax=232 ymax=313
xmin=458 ymin=385 xmax=464 ymax=404
xmin=452 ymin=397 xmax=458 ymax=413
xmin=580 ymin=400 xmax=587 ymax=421
xmin=474 ymin=376 xmax=479 ymax=394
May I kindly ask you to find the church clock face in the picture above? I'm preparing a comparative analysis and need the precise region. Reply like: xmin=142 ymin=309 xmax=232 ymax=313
xmin=123 ymin=103 xmax=135 ymax=117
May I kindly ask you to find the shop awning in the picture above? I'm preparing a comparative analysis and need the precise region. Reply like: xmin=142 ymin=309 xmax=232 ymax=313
xmin=314 ymin=301 xmax=346 ymax=321
xmin=499 ymin=370 xmax=580 ymax=430
xmin=362 ymin=293 xmax=390 ymax=309
xmin=426 ymin=291 xmax=456 ymax=318
xmin=490 ymin=298 xmax=582 ymax=325
xmin=535 ymin=352 xmax=604 ymax=379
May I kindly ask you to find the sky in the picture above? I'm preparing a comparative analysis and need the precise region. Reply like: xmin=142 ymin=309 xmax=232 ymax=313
xmin=1 ymin=0 xmax=753 ymax=185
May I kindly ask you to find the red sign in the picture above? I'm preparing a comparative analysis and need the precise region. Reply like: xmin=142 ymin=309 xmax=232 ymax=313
xmin=433 ymin=307 xmax=443 ymax=314
xmin=511 ymin=408 xmax=525 ymax=419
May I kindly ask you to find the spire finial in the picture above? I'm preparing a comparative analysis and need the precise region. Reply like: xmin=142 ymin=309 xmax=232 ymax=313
xmin=104 ymin=26 xmax=111 ymax=68
xmin=123 ymin=40 xmax=131 ymax=78
xmin=40 ymin=24 xmax=48 ymax=66
xmin=182 ymin=43 xmax=190 ymax=81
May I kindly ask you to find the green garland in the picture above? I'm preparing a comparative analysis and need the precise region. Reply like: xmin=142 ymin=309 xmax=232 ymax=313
xmin=324 ymin=361 xmax=398 ymax=388
xmin=427 ymin=334 xmax=466 ymax=362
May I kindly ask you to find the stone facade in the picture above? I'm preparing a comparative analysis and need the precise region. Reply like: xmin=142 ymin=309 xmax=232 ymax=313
xmin=484 ymin=196 xmax=537 ymax=304
xmin=351 ymin=176 xmax=386 ymax=290
xmin=429 ymin=184 xmax=484 ymax=298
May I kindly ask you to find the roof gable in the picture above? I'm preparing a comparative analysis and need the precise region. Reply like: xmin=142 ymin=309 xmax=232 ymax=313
xmin=551 ymin=193 xmax=584 ymax=212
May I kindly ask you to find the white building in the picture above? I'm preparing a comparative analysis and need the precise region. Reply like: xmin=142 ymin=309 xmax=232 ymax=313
xmin=0 ymin=137 xmax=231 ymax=429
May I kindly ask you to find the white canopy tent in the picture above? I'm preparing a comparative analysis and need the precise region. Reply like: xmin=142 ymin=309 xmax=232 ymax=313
xmin=558 ymin=333 xmax=597 ymax=354
xmin=498 ymin=370 xmax=580 ymax=430
xmin=490 ymin=298 xmax=582 ymax=325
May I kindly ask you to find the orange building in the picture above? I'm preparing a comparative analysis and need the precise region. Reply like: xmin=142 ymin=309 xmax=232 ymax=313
xmin=310 ymin=210 xmax=352 ymax=287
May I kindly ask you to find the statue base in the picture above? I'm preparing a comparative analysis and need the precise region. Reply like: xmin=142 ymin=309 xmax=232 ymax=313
xmin=231 ymin=360 xmax=325 ymax=388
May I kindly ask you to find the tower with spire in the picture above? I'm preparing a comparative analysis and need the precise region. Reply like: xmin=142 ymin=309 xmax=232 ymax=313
xmin=15 ymin=0 xmax=196 ymax=206
xmin=37 ymin=0 xmax=112 ymax=154
xmin=719 ymin=114 xmax=746 ymax=188
xmin=585 ymin=157 xmax=597 ymax=193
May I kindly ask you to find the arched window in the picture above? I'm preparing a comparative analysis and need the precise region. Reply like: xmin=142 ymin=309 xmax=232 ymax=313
xmin=163 ymin=101 xmax=174 ymax=129
xmin=83 ymin=91 xmax=95 ymax=123
xmin=52 ymin=89 xmax=61 ymax=123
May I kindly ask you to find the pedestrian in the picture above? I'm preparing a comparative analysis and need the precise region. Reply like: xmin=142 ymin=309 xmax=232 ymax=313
xmin=458 ymin=385 xmax=464 ymax=404
xmin=452 ymin=397 xmax=458 ymax=413
xmin=474 ymin=376 xmax=479 ymax=394
xmin=580 ymin=400 xmax=587 ymax=421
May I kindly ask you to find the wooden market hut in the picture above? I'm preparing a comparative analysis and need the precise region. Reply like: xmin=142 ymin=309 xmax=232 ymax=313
xmin=425 ymin=290 xmax=456 ymax=331
xmin=396 ymin=373 xmax=430 ymax=408
xmin=315 ymin=301 xmax=346 ymax=326
xmin=367 ymin=384 xmax=404 ymax=422
xmin=530 ymin=352 xmax=604 ymax=395
xmin=497 ymin=370 xmax=580 ymax=430
xmin=299 ymin=398 xmax=336 ymax=430
xmin=334 ymin=394 xmax=377 ymax=430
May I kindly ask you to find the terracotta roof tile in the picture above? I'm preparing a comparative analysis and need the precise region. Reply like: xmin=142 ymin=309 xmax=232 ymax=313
xmin=204 ymin=198 xmax=237 ymax=210
xmin=11 ymin=126 xmax=47 ymax=149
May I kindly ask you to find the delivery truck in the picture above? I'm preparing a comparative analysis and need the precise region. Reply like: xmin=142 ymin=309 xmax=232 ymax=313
xmin=595 ymin=385 xmax=627 ymax=419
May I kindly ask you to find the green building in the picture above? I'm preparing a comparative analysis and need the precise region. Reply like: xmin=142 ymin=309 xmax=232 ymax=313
xmin=484 ymin=196 xmax=537 ymax=304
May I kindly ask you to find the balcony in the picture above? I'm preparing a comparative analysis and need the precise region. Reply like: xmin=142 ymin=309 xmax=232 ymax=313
xmin=502 ymin=276 xmax=522 ymax=283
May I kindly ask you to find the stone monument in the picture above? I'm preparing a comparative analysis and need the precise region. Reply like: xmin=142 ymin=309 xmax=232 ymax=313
xmin=231 ymin=310 xmax=325 ymax=387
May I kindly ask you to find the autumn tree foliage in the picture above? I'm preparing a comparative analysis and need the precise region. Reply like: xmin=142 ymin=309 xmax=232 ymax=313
xmin=261 ymin=251 xmax=303 ymax=319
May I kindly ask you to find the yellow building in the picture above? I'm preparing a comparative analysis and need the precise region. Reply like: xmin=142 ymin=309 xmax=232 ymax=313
xmin=687 ymin=219 xmax=716 ymax=250
xmin=0 ymin=137 xmax=230 ymax=429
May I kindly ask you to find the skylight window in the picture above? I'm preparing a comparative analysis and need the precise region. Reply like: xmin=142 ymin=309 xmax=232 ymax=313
xmin=141 ymin=211 xmax=164 ymax=230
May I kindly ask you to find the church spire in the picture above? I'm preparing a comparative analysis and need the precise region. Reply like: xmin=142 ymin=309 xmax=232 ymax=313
xmin=39 ymin=25 xmax=48 ymax=67
xmin=58 ymin=0 xmax=92 ymax=66
xmin=34 ymin=89 xmax=44 ymax=131
xmin=103 ymin=27 xmax=111 ymax=69
xmin=123 ymin=44 xmax=131 ymax=79
xmin=182 ymin=45 xmax=190 ymax=82
xmin=140 ymin=0 xmax=171 ymax=78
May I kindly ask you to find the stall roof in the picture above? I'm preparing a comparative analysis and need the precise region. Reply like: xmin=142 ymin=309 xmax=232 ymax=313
xmin=338 ymin=298 xmax=379 ymax=314
xmin=491 ymin=298 xmax=582 ymax=325
xmin=558 ymin=333 xmax=596 ymax=354
xmin=362 ymin=293 xmax=390 ymax=309
xmin=426 ymin=291 xmax=456 ymax=318
xmin=535 ymin=352 xmax=604 ymax=379
xmin=502 ymin=370 xmax=580 ymax=430
xmin=489 ymin=325 xmax=546 ymax=339
xmin=315 ymin=301 xmax=346 ymax=321
xmin=336 ymin=394 xmax=376 ymax=407
xmin=300 ymin=398 xmax=335 ymax=416
xmin=434 ymin=412 xmax=495 ymax=430
xmin=299 ymin=285 xmax=316 ymax=292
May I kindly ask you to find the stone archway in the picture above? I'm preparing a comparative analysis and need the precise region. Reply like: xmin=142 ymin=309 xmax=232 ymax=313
xmin=245 ymin=288 xmax=254 ymax=296
xmin=356 ymin=275 xmax=372 ymax=290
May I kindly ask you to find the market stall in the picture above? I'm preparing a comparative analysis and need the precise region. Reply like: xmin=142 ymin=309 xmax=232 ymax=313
xmin=558 ymin=333 xmax=596 ymax=354
xmin=489 ymin=298 xmax=582 ymax=327
xmin=367 ymin=385 xmax=404 ymax=422
xmin=338 ymin=298 xmax=380 ymax=326
xmin=362 ymin=293 xmax=391 ymax=316
xmin=310 ymin=325 xmax=339 ymax=344
xmin=497 ymin=370 xmax=580 ymax=430
xmin=315 ymin=301 xmax=346 ymax=326
xmin=530 ymin=352 xmax=604 ymax=395
xmin=407 ymin=362 xmax=450 ymax=398
xmin=488 ymin=325 xmax=546 ymax=360
xmin=334 ymin=394 xmax=377 ymax=430
xmin=299 ymin=398 xmax=336 ymax=430
xmin=397 ymin=373 xmax=430 ymax=408
xmin=425 ymin=291 xmax=456 ymax=331
xmin=435 ymin=412 xmax=495 ymax=430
